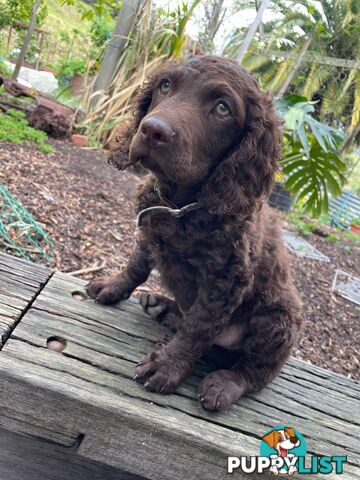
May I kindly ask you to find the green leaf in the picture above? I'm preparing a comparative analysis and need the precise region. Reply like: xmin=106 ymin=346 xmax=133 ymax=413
xmin=316 ymin=167 xmax=342 ymax=196
xmin=321 ymin=179 xmax=329 ymax=213
xmin=285 ymin=168 xmax=311 ymax=191
xmin=284 ymin=105 xmax=306 ymax=130
xmin=282 ymin=158 xmax=307 ymax=175
xmin=296 ymin=182 xmax=316 ymax=203
xmin=297 ymin=123 xmax=310 ymax=156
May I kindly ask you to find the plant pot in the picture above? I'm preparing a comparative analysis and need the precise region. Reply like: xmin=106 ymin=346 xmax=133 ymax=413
xmin=349 ymin=224 xmax=360 ymax=235
xmin=71 ymin=134 xmax=88 ymax=147
xmin=268 ymin=183 xmax=295 ymax=212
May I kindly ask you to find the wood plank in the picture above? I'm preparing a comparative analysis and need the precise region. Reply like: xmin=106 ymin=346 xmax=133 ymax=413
xmin=286 ymin=357 xmax=360 ymax=392
xmin=2 ymin=339 xmax=359 ymax=479
xmin=28 ymin=275 xmax=360 ymax=414
xmin=0 ymin=427 xmax=145 ymax=480
xmin=0 ymin=350 xmax=257 ymax=480
xmin=281 ymin=363 xmax=360 ymax=398
xmin=0 ymin=253 xmax=52 ymax=347
xmin=0 ymin=270 xmax=359 ymax=479
xmin=7 ymin=323 xmax=360 ymax=459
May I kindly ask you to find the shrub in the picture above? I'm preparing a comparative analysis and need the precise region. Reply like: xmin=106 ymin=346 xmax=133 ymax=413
xmin=56 ymin=57 xmax=87 ymax=87
xmin=90 ymin=16 xmax=115 ymax=49
xmin=0 ymin=0 xmax=47 ymax=29
xmin=0 ymin=109 xmax=53 ymax=153
xmin=276 ymin=95 xmax=347 ymax=216
xmin=0 ymin=57 xmax=11 ymax=77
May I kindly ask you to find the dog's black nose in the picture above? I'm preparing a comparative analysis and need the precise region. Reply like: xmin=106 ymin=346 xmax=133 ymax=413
xmin=140 ymin=117 xmax=174 ymax=148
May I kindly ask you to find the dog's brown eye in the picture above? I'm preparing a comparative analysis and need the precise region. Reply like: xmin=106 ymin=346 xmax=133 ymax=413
xmin=160 ymin=79 xmax=171 ymax=95
xmin=215 ymin=101 xmax=231 ymax=118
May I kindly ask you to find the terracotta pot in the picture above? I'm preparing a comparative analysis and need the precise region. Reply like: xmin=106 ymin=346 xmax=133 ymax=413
xmin=349 ymin=224 xmax=360 ymax=235
xmin=71 ymin=134 xmax=88 ymax=147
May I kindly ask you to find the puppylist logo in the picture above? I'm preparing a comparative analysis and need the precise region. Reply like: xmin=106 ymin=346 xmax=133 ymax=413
xmin=228 ymin=426 xmax=348 ymax=475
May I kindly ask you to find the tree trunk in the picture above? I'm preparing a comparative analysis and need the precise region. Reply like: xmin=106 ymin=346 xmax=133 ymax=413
xmin=277 ymin=35 xmax=313 ymax=97
xmin=202 ymin=0 xmax=226 ymax=53
xmin=256 ymin=0 xmax=265 ymax=41
xmin=12 ymin=0 xmax=41 ymax=81
xmin=236 ymin=0 xmax=267 ymax=64
xmin=93 ymin=0 xmax=144 ymax=96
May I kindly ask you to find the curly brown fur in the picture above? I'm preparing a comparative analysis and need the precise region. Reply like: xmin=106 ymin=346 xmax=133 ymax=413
xmin=87 ymin=55 xmax=302 ymax=411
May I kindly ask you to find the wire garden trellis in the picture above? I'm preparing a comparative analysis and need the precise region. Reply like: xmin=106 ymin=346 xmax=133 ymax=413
xmin=332 ymin=270 xmax=360 ymax=306
xmin=0 ymin=183 xmax=53 ymax=266
xmin=282 ymin=229 xmax=330 ymax=262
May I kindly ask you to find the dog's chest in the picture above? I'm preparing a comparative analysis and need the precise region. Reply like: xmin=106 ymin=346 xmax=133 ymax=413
xmin=140 ymin=211 xmax=211 ymax=259
xmin=139 ymin=211 xmax=227 ymax=308
xmin=140 ymin=212 xmax=238 ymax=287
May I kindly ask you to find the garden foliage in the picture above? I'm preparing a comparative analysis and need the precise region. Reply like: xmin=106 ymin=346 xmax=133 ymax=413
xmin=0 ymin=108 xmax=53 ymax=153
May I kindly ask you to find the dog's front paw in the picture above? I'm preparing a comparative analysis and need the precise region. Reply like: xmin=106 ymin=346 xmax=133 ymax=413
xmin=198 ymin=370 xmax=245 ymax=412
xmin=134 ymin=350 xmax=191 ymax=394
xmin=86 ymin=277 xmax=131 ymax=304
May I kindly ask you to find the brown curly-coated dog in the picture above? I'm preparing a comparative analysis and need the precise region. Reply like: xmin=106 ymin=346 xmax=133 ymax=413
xmin=87 ymin=55 xmax=302 ymax=411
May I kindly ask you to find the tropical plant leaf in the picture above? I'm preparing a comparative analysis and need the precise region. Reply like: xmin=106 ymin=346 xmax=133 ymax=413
xmin=277 ymin=95 xmax=346 ymax=156
xmin=280 ymin=132 xmax=346 ymax=215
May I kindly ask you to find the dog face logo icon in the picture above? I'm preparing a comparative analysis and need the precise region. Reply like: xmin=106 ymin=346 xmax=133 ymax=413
xmin=260 ymin=426 xmax=307 ymax=475
xmin=228 ymin=425 xmax=347 ymax=475
xmin=263 ymin=427 xmax=300 ymax=458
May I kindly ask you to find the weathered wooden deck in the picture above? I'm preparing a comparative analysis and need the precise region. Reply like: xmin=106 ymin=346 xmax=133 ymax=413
xmin=0 ymin=252 xmax=359 ymax=480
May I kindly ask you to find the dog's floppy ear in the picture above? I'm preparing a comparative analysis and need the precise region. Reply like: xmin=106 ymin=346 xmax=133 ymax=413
xmin=108 ymin=122 xmax=134 ymax=170
xmin=108 ymin=78 xmax=154 ymax=170
xmin=263 ymin=430 xmax=281 ymax=449
xmin=284 ymin=427 xmax=297 ymax=438
xmin=200 ymin=84 xmax=282 ymax=216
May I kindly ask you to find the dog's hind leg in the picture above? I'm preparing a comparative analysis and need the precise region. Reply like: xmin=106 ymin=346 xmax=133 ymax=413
xmin=139 ymin=293 xmax=181 ymax=331
xmin=198 ymin=311 xmax=300 ymax=411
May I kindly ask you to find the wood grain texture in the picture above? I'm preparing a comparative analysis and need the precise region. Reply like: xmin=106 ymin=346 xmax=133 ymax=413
xmin=0 ymin=261 xmax=359 ymax=480
xmin=0 ymin=253 xmax=52 ymax=348
xmin=0 ymin=427 xmax=144 ymax=480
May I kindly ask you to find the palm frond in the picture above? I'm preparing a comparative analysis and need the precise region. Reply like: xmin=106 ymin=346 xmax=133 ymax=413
xmin=243 ymin=54 xmax=271 ymax=73
xmin=301 ymin=63 xmax=333 ymax=99
xmin=321 ymin=77 xmax=352 ymax=120
xmin=262 ymin=61 xmax=282 ymax=86
xmin=268 ymin=59 xmax=293 ymax=93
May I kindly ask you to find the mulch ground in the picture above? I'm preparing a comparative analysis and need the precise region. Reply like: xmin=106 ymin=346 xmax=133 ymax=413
xmin=1 ymin=139 xmax=359 ymax=379
xmin=282 ymin=219 xmax=360 ymax=380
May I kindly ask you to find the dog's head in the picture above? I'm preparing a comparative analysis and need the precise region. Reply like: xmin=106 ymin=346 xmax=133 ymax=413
xmin=262 ymin=428 xmax=300 ymax=454
xmin=110 ymin=55 xmax=282 ymax=215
